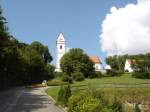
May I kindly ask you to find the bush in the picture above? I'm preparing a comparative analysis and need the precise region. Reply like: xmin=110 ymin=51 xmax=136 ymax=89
xmin=132 ymin=72 xmax=150 ymax=79
xmin=68 ymin=94 xmax=102 ymax=112
xmin=112 ymin=97 xmax=123 ymax=112
xmin=72 ymin=72 xmax=85 ymax=81
xmin=106 ymin=69 xmax=123 ymax=76
xmin=101 ymin=108 xmax=113 ymax=112
xmin=134 ymin=103 xmax=141 ymax=112
xmin=89 ymin=71 xmax=102 ymax=78
xmin=47 ymin=79 xmax=68 ymax=86
xmin=57 ymin=85 xmax=71 ymax=106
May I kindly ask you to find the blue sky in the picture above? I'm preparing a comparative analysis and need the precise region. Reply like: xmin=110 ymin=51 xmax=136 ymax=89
xmin=0 ymin=0 xmax=136 ymax=65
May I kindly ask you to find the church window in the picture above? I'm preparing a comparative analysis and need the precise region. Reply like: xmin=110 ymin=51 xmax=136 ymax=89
xmin=60 ymin=45 xmax=62 ymax=49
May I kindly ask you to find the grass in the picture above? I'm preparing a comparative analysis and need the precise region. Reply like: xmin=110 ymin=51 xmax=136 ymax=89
xmin=45 ymin=74 xmax=150 ymax=101
xmin=45 ymin=86 xmax=60 ymax=101
xmin=72 ymin=73 xmax=150 ymax=86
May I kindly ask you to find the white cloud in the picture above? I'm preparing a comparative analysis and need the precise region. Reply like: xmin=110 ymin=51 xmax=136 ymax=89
xmin=100 ymin=0 xmax=150 ymax=56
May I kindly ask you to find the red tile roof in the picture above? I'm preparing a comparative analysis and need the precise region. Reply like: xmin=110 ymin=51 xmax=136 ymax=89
xmin=89 ymin=56 xmax=101 ymax=64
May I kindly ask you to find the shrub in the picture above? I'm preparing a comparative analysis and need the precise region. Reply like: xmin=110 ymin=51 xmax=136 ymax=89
xmin=134 ymin=103 xmax=141 ymax=112
xmin=72 ymin=72 xmax=85 ymax=81
xmin=112 ymin=97 xmax=123 ymax=112
xmin=57 ymin=85 xmax=71 ymax=106
xmin=67 ymin=94 xmax=83 ymax=112
xmin=47 ymin=79 xmax=68 ymax=86
xmin=68 ymin=94 xmax=102 ymax=112
xmin=89 ymin=71 xmax=103 ymax=78
xmin=132 ymin=72 xmax=150 ymax=79
xmin=106 ymin=69 xmax=123 ymax=76
xmin=101 ymin=108 xmax=113 ymax=112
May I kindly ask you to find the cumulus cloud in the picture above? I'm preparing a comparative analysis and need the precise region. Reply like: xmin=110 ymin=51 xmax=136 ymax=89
xmin=100 ymin=0 xmax=150 ymax=56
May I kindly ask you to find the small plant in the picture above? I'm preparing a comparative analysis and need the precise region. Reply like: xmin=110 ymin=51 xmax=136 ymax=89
xmin=134 ymin=103 xmax=141 ymax=112
xmin=112 ymin=97 xmax=123 ymax=112
xmin=68 ymin=94 xmax=102 ymax=112
xmin=57 ymin=84 xmax=71 ymax=106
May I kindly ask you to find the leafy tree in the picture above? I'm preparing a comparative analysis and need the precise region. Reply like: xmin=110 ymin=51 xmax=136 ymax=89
xmin=22 ymin=42 xmax=54 ymax=84
xmin=30 ymin=41 xmax=52 ymax=64
xmin=0 ymin=5 xmax=54 ymax=90
xmin=106 ymin=55 xmax=127 ymax=71
xmin=60 ymin=48 xmax=95 ymax=78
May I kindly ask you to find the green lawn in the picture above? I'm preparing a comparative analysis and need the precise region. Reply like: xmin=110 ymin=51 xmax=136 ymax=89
xmin=72 ymin=73 xmax=150 ymax=85
xmin=45 ymin=74 xmax=150 ymax=101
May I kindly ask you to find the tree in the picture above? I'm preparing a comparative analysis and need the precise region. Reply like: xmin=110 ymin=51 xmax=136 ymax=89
xmin=106 ymin=55 xmax=127 ymax=71
xmin=30 ymin=41 xmax=52 ymax=64
xmin=22 ymin=42 xmax=54 ymax=84
xmin=60 ymin=48 xmax=95 ymax=78
xmin=0 ymin=5 xmax=54 ymax=90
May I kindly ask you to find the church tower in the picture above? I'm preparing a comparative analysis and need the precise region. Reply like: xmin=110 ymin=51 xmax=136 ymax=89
xmin=56 ymin=33 xmax=66 ymax=72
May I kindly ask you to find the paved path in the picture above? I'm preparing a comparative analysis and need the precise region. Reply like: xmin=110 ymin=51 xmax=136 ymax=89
xmin=0 ymin=87 xmax=64 ymax=112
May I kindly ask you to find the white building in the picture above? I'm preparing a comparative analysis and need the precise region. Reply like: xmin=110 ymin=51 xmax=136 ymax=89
xmin=105 ymin=65 xmax=111 ymax=70
xmin=89 ymin=56 xmax=104 ymax=72
xmin=55 ymin=33 xmax=104 ymax=72
xmin=55 ymin=33 xmax=66 ymax=72
xmin=124 ymin=59 xmax=134 ymax=72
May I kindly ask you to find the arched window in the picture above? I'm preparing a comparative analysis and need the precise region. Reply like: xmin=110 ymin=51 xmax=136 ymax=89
xmin=60 ymin=45 xmax=62 ymax=49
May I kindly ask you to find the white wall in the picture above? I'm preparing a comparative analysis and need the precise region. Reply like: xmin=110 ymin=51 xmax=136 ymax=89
xmin=124 ymin=60 xmax=133 ymax=72
xmin=94 ymin=64 xmax=103 ymax=71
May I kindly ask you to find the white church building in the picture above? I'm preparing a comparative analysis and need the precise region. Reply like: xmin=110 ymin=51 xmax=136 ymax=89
xmin=55 ymin=33 xmax=104 ymax=72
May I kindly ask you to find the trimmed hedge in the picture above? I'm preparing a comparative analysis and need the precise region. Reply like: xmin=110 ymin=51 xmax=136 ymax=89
xmin=47 ymin=80 xmax=68 ymax=86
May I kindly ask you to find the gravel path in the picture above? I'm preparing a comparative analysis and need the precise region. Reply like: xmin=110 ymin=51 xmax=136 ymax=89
xmin=0 ymin=87 xmax=64 ymax=112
